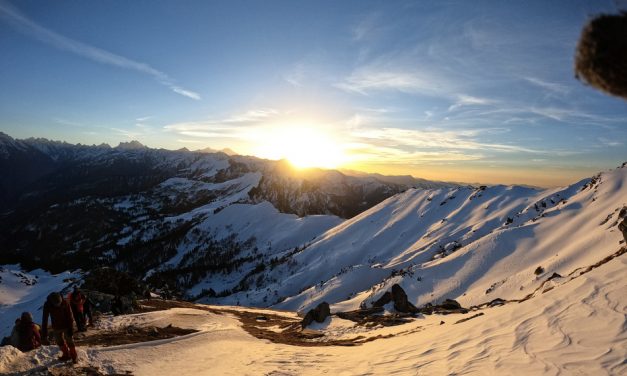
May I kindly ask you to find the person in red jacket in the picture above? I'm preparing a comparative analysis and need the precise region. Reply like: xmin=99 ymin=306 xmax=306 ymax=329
xmin=68 ymin=287 xmax=87 ymax=332
xmin=15 ymin=312 xmax=41 ymax=352
xmin=41 ymin=292 xmax=77 ymax=363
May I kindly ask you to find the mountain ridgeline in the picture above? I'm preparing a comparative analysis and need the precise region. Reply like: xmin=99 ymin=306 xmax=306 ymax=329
xmin=2 ymin=132 xmax=624 ymax=315
xmin=0 ymin=133 xmax=452 ymax=292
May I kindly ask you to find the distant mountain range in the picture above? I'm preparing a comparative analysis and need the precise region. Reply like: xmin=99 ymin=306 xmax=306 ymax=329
xmin=1 ymin=132 xmax=623 ymax=316
xmin=0 ymin=132 xmax=453 ymax=294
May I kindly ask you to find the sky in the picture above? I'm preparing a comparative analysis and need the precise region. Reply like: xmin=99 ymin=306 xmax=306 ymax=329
xmin=0 ymin=0 xmax=625 ymax=187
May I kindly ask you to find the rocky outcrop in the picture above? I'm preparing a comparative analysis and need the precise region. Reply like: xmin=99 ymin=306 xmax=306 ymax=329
xmin=301 ymin=301 xmax=331 ymax=328
xmin=371 ymin=284 xmax=418 ymax=313
xmin=391 ymin=284 xmax=419 ymax=313
xmin=419 ymin=299 xmax=468 ymax=315
xmin=372 ymin=291 xmax=392 ymax=307
xmin=618 ymin=217 xmax=627 ymax=243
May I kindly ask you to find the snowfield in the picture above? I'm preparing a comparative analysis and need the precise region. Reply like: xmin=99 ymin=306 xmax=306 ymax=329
xmin=0 ymin=250 xmax=624 ymax=375
xmin=0 ymin=164 xmax=625 ymax=375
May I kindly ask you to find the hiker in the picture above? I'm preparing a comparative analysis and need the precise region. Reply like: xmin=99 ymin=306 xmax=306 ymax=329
xmin=42 ymin=292 xmax=78 ymax=363
xmin=83 ymin=294 xmax=97 ymax=327
xmin=0 ymin=318 xmax=21 ymax=347
xmin=112 ymin=295 xmax=124 ymax=316
xmin=68 ymin=287 xmax=87 ymax=332
xmin=15 ymin=312 xmax=41 ymax=352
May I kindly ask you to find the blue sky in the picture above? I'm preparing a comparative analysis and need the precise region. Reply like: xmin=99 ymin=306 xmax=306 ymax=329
xmin=0 ymin=0 xmax=625 ymax=186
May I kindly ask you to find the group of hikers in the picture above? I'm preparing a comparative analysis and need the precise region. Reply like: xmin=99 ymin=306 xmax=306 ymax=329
xmin=1 ymin=287 xmax=94 ymax=363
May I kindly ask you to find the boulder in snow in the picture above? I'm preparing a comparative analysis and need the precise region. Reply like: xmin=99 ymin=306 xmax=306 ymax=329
xmin=372 ymin=291 xmax=392 ymax=307
xmin=391 ymin=284 xmax=419 ymax=313
xmin=301 ymin=302 xmax=331 ymax=328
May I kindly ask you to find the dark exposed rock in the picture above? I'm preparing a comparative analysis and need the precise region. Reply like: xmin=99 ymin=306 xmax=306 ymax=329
xmin=439 ymin=299 xmax=462 ymax=310
xmin=336 ymin=307 xmax=383 ymax=322
xmin=301 ymin=301 xmax=331 ymax=328
xmin=534 ymin=266 xmax=544 ymax=275
xmin=455 ymin=312 xmax=484 ymax=324
xmin=391 ymin=284 xmax=419 ymax=313
xmin=618 ymin=217 xmax=627 ymax=243
xmin=419 ymin=299 xmax=468 ymax=315
xmin=372 ymin=291 xmax=392 ymax=307
xmin=547 ymin=272 xmax=562 ymax=281
xmin=336 ymin=307 xmax=412 ymax=326
xmin=488 ymin=298 xmax=506 ymax=307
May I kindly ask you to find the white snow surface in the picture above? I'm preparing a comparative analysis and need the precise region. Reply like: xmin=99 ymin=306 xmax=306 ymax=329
xmin=262 ymin=166 xmax=627 ymax=313
xmin=0 ymin=252 xmax=625 ymax=375
xmin=0 ymin=266 xmax=80 ymax=338
xmin=1 ymin=165 xmax=626 ymax=374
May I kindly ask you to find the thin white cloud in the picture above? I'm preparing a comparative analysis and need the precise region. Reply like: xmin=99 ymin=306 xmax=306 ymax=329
xmin=223 ymin=108 xmax=280 ymax=123
xmin=53 ymin=118 xmax=84 ymax=127
xmin=335 ymin=69 xmax=445 ymax=95
xmin=448 ymin=94 xmax=495 ymax=111
xmin=163 ymin=108 xmax=283 ymax=139
xmin=351 ymin=127 xmax=542 ymax=154
xmin=524 ymin=77 xmax=570 ymax=95
xmin=110 ymin=127 xmax=141 ymax=139
xmin=0 ymin=1 xmax=200 ymax=100
xmin=351 ymin=13 xmax=380 ymax=42
xmin=284 ymin=63 xmax=307 ymax=87
xmin=176 ymin=138 xmax=210 ymax=144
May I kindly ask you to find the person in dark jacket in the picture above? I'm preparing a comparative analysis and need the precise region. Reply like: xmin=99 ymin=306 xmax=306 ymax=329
xmin=68 ymin=287 xmax=87 ymax=332
xmin=83 ymin=294 xmax=97 ymax=327
xmin=42 ymin=292 xmax=77 ymax=363
xmin=112 ymin=295 xmax=124 ymax=316
xmin=15 ymin=312 xmax=41 ymax=352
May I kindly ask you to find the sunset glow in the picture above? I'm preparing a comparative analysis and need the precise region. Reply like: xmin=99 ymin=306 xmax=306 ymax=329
xmin=0 ymin=1 xmax=625 ymax=186
xmin=253 ymin=125 xmax=348 ymax=169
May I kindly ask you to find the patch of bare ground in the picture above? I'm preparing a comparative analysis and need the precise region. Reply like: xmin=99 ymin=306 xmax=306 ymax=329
xmin=336 ymin=307 xmax=415 ymax=327
xmin=134 ymin=300 xmax=375 ymax=346
xmin=13 ymin=365 xmax=133 ymax=376
xmin=47 ymin=366 xmax=133 ymax=376
xmin=455 ymin=313 xmax=484 ymax=324
xmin=75 ymin=325 xmax=197 ymax=347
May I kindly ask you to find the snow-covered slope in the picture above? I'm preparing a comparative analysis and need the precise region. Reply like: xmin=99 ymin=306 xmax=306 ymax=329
xmin=217 ymin=165 xmax=627 ymax=312
xmin=0 ymin=266 xmax=79 ymax=338
xmin=0 ymin=164 xmax=625 ymax=375
xmin=1 ymin=250 xmax=624 ymax=375
xmin=2 ymin=132 xmax=451 ymax=300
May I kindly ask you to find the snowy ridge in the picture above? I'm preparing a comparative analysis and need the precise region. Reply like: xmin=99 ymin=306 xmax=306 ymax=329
xmin=209 ymin=165 xmax=627 ymax=313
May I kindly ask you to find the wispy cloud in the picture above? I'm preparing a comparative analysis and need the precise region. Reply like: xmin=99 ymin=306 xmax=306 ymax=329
xmin=53 ymin=118 xmax=85 ymax=127
xmin=0 ymin=1 xmax=200 ymax=100
xmin=110 ymin=127 xmax=141 ymax=139
xmin=163 ymin=108 xmax=283 ymax=139
xmin=283 ymin=63 xmax=307 ymax=87
xmin=448 ymin=94 xmax=495 ymax=111
xmin=351 ymin=12 xmax=380 ymax=42
xmin=335 ymin=68 xmax=448 ymax=96
xmin=524 ymin=77 xmax=570 ymax=96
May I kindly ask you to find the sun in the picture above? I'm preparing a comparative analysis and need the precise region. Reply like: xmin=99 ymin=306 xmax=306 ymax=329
xmin=253 ymin=124 xmax=348 ymax=169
